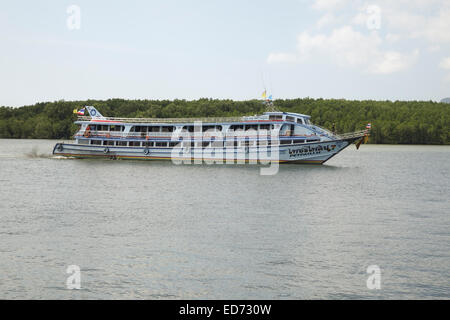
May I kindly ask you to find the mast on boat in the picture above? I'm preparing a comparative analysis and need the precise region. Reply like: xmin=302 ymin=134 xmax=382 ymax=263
xmin=261 ymin=89 xmax=277 ymax=112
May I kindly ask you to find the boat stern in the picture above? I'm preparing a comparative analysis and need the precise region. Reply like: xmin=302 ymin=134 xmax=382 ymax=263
xmin=52 ymin=143 xmax=65 ymax=155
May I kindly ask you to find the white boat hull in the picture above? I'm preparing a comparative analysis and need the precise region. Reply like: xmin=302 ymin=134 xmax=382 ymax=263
xmin=53 ymin=138 xmax=357 ymax=164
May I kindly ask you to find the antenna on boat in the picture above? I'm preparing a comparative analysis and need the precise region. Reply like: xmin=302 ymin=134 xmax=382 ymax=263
xmin=265 ymin=98 xmax=276 ymax=112
xmin=261 ymin=71 xmax=277 ymax=112
xmin=261 ymin=89 xmax=276 ymax=112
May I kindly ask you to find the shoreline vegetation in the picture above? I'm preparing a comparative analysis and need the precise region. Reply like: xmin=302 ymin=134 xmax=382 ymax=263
xmin=0 ymin=98 xmax=448 ymax=144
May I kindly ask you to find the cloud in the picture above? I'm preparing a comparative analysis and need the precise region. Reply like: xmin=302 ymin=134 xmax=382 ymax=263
xmin=351 ymin=11 xmax=367 ymax=27
xmin=380 ymin=1 xmax=450 ymax=44
xmin=316 ymin=13 xmax=337 ymax=28
xmin=385 ymin=33 xmax=401 ymax=43
xmin=395 ymin=15 xmax=450 ymax=43
xmin=440 ymin=57 xmax=450 ymax=70
xmin=427 ymin=45 xmax=440 ymax=52
xmin=312 ymin=0 xmax=347 ymax=11
xmin=315 ymin=0 xmax=450 ymax=44
xmin=268 ymin=26 xmax=418 ymax=74
xmin=267 ymin=0 xmax=450 ymax=82
xmin=419 ymin=9 xmax=450 ymax=43
xmin=368 ymin=49 xmax=419 ymax=74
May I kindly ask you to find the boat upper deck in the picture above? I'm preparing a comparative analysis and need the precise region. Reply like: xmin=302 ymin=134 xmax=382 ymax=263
xmin=75 ymin=111 xmax=312 ymax=125
xmin=70 ymin=107 xmax=369 ymax=145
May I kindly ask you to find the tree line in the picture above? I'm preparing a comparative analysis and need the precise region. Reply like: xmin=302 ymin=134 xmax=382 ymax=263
xmin=0 ymin=98 xmax=448 ymax=144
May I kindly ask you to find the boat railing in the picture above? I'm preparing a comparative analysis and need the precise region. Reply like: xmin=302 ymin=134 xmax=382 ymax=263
xmin=75 ymin=126 xmax=367 ymax=141
xmin=308 ymin=124 xmax=336 ymax=138
xmin=336 ymin=130 xmax=368 ymax=140
xmin=76 ymin=115 xmax=246 ymax=123
xmin=75 ymin=130 xmax=282 ymax=139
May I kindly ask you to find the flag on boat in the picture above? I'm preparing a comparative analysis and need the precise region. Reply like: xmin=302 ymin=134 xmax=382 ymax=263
xmin=262 ymin=90 xmax=267 ymax=99
xmin=72 ymin=108 xmax=78 ymax=114
xmin=366 ymin=123 xmax=372 ymax=129
xmin=77 ymin=108 xmax=85 ymax=115
xmin=268 ymin=94 xmax=273 ymax=101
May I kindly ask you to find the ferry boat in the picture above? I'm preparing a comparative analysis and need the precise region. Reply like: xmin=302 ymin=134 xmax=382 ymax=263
xmin=52 ymin=105 xmax=369 ymax=164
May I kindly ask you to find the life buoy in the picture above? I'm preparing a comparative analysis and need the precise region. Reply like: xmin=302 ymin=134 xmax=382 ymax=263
xmin=144 ymin=148 xmax=150 ymax=155
xmin=103 ymin=147 xmax=109 ymax=154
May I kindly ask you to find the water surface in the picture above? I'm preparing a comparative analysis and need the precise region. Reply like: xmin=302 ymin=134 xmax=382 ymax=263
xmin=0 ymin=139 xmax=449 ymax=299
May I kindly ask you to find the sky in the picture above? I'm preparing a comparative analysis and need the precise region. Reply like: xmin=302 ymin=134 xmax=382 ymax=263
xmin=1 ymin=0 xmax=450 ymax=107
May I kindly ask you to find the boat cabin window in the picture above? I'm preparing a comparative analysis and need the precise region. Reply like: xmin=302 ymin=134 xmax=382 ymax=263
xmin=245 ymin=124 xmax=258 ymax=131
xmin=143 ymin=141 xmax=153 ymax=147
xmin=202 ymin=125 xmax=222 ymax=132
xmin=99 ymin=125 xmax=110 ymax=131
xmin=259 ymin=124 xmax=271 ymax=130
xmin=161 ymin=126 xmax=174 ymax=132
xmin=129 ymin=141 xmax=141 ymax=147
xmin=117 ymin=141 xmax=127 ymax=146
xmin=91 ymin=140 xmax=102 ymax=145
xmin=131 ymin=126 xmax=148 ymax=133
xmin=103 ymin=140 xmax=115 ymax=146
xmin=183 ymin=126 xmax=194 ymax=133
xmin=286 ymin=116 xmax=295 ymax=122
xmin=280 ymin=124 xmax=294 ymax=136
xmin=155 ymin=141 xmax=168 ymax=147
xmin=269 ymin=115 xmax=283 ymax=120
xmin=293 ymin=139 xmax=305 ymax=144
xmin=281 ymin=140 xmax=292 ymax=145
xmin=110 ymin=125 xmax=124 ymax=131
xmin=229 ymin=124 xmax=244 ymax=131
xmin=148 ymin=126 xmax=160 ymax=132
xmin=297 ymin=118 xmax=304 ymax=124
